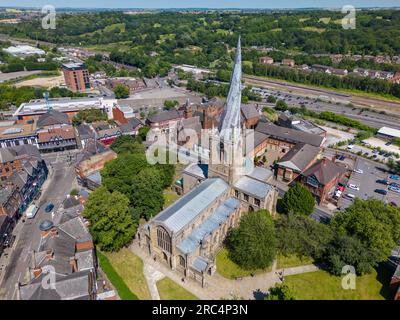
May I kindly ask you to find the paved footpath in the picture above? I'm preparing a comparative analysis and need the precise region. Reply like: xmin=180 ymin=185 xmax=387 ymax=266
xmin=143 ymin=264 xmax=165 ymax=300
xmin=130 ymin=242 xmax=320 ymax=300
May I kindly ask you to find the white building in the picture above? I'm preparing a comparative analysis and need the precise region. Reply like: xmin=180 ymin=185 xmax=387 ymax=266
xmin=377 ymin=127 xmax=400 ymax=140
xmin=14 ymin=97 xmax=118 ymax=120
xmin=3 ymin=45 xmax=45 ymax=57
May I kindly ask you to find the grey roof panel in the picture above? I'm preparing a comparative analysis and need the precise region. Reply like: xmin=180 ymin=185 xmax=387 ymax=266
xmin=234 ymin=176 xmax=272 ymax=199
xmin=177 ymin=197 xmax=240 ymax=254
xmin=154 ymin=178 xmax=229 ymax=233
xmin=246 ymin=167 xmax=273 ymax=182
xmin=192 ymin=256 xmax=209 ymax=273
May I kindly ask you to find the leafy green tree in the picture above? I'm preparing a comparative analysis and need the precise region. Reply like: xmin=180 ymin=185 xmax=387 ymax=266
xmin=275 ymin=99 xmax=288 ymax=111
xmin=281 ymin=183 xmax=315 ymax=216
xmin=276 ymin=214 xmax=333 ymax=260
xmin=113 ymin=84 xmax=130 ymax=99
xmin=83 ymin=187 xmax=137 ymax=252
xmin=265 ymin=283 xmax=296 ymax=300
xmin=131 ymin=167 xmax=164 ymax=220
xmin=101 ymin=153 xmax=150 ymax=197
xmin=111 ymin=135 xmax=145 ymax=154
xmin=137 ymin=126 xmax=150 ymax=142
xmin=267 ymin=95 xmax=277 ymax=103
xmin=323 ymin=234 xmax=380 ymax=276
xmin=330 ymin=199 xmax=400 ymax=264
xmin=227 ymin=210 xmax=277 ymax=270
xmin=163 ymin=100 xmax=179 ymax=110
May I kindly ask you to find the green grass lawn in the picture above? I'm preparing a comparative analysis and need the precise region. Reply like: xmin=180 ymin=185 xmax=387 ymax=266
xmin=163 ymin=189 xmax=179 ymax=207
xmin=284 ymin=265 xmax=393 ymax=300
xmin=277 ymin=254 xmax=315 ymax=269
xmin=156 ymin=277 xmax=198 ymax=300
xmin=216 ymin=248 xmax=272 ymax=279
xmin=102 ymin=248 xmax=151 ymax=300
xmin=97 ymin=251 xmax=138 ymax=300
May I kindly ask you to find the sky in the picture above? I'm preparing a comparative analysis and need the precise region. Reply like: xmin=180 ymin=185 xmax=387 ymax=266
xmin=1 ymin=0 xmax=399 ymax=9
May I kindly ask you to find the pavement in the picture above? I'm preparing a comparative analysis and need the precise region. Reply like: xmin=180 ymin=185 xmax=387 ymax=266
xmin=0 ymin=151 xmax=78 ymax=300
xmin=131 ymin=241 xmax=320 ymax=300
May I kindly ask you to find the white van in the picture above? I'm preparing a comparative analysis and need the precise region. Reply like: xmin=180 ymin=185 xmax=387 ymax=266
xmin=26 ymin=204 xmax=39 ymax=219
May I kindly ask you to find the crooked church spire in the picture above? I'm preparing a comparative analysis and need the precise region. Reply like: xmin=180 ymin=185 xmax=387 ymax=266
xmin=218 ymin=36 xmax=242 ymax=141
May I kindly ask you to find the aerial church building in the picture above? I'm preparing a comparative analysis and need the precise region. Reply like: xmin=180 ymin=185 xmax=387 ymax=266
xmin=137 ymin=37 xmax=278 ymax=287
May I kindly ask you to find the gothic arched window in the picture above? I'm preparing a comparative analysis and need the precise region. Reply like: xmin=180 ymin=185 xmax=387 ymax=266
xmin=157 ymin=226 xmax=172 ymax=253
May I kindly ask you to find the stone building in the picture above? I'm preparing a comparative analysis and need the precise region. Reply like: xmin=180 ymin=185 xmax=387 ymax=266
xmin=137 ymin=38 xmax=278 ymax=287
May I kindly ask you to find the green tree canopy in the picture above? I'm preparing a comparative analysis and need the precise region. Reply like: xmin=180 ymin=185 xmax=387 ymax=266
xmin=330 ymin=199 xmax=400 ymax=263
xmin=110 ymin=135 xmax=145 ymax=154
xmin=265 ymin=283 xmax=296 ymax=300
xmin=83 ymin=187 xmax=137 ymax=252
xmin=227 ymin=210 xmax=277 ymax=270
xmin=113 ymin=83 xmax=130 ymax=99
xmin=72 ymin=108 xmax=108 ymax=126
xmin=131 ymin=167 xmax=164 ymax=220
xmin=276 ymin=214 xmax=333 ymax=260
xmin=163 ymin=100 xmax=179 ymax=110
xmin=281 ymin=182 xmax=315 ymax=216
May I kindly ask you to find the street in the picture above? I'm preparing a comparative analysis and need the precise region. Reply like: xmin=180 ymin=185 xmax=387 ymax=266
xmin=0 ymin=151 xmax=78 ymax=300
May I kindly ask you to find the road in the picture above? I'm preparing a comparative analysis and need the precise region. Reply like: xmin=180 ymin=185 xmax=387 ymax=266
xmin=0 ymin=151 xmax=78 ymax=300
xmin=245 ymin=75 xmax=400 ymax=114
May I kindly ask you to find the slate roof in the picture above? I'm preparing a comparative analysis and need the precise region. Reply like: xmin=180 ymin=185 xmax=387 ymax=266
xmin=246 ymin=167 xmax=273 ymax=182
xmin=147 ymin=109 xmax=183 ymax=124
xmin=255 ymin=122 xmax=324 ymax=147
xmin=154 ymin=178 xmax=229 ymax=233
xmin=177 ymin=197 xmax=240 ymax=254
xmin=119 ymin=118 xmax=143 ymax=134
xmin=77 ymin=124 xmax=94 ymax=140
xmin=183 ymin=163 xmax=208 ymax=179
xmin=0 ymin=148 xmax=15 ymax=163
xmin=37 ymin=110 xmax=70 ymax=127
xmin=192 ymin=256 xmax=209 ymax=272
xmin=278 ymin=143 xmax=320 ymax=172
xmin=241 ymin=104 xmax=259 ymax=120
xmin=58 ymin=216 xmax=92 ymax=243
xmin=234 ymin=176 xmax=273 ymax=199
xmin=19 ymin=270 xmax=93 ymax=300
xmin=302 ymin=158 xmax=347 ymax=186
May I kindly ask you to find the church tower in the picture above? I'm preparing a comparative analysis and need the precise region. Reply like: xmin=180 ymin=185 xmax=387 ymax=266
xmin=208 ymin=36 xmax=247 ymax=185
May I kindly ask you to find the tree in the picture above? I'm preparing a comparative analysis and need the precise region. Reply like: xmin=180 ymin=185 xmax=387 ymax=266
xmin=275 ymin=214 xmax=333 ymax=260
xmin=275 ymin=99 xmax=288 ymax=111
xmin=111 ymin=135 xmax=145 ymax=154
xmin=137 ymin=126 xmax=150 ymax=142
xmin=72 ymin=108 xmax=108 ymax=126
xmin=131 ymin=167 xmax=164 ymax=220
xmin=330 ymin=199 xmax=400 ymax=264
xmin=265 ymin=283 xmax=296 ymax=300
xmin=267 ymin=95 xmax=277 ymax=103
xmin=226 ymin=210 xmax=277 ymax=270
xmin=323 ymin=234 xmax=380 ymax=276
xmin=101 ymin=153 xmax=150 ymax=197
xmin=281 ymin=183 xmax=315 ymax=216
xmin=113 ymin=84 xmax=130 ymax=99
xmin=83 ymin=187 xmax=136 ymax=252
xmin=163 ymin=100 xmax=179 ymax=110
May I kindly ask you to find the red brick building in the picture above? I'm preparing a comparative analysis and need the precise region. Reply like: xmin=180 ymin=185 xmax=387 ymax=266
xmin=61 ymin=63 xmax=91 ymax=93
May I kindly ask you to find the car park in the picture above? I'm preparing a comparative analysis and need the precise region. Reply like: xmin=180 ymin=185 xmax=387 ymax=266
xmin=44 ymin=202 xmax=54 ymax=213
xmin=389 ymin=186 xmax=400 ymax=194
xmin=375 ymin=189 xmax=388 ymax=195
xmin=376 ymin=179 xmax=389 ymax=185
xmin=348 ymin=184 xmax=360 ymax=191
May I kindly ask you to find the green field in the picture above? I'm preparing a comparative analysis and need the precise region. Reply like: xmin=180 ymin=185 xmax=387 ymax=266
xmin=97 ymin=251 xmax=138 ymax=300
xmin=156 ymin=277 xmax=199 ymax=300
xmin=102 ymin=248 xmax=151 ymax=300
xmin=216 ymin=248 xmax=272 ymax=279
xmin=284 ymin=266 xmax=393 ymax=300
xmin=277 ymin=254 xmax=314 ymax=269
xmin=302 ymin=27 xmax=326 ymax=33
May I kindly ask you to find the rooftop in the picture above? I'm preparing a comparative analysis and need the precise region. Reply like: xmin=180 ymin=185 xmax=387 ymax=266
xmin=154 ymin=178 xmax=229 ymax=233
xmin=234 ymin=175 xmax=273 ymax=199
xmin=278 ymin=143 xmax=321 ymax=172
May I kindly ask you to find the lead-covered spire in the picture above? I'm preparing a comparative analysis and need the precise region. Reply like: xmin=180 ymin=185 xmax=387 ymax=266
xmin=218 ymin=36 xmax=242 ymax=141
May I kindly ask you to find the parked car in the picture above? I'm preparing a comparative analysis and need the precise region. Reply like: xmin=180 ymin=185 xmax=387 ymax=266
xmin=390 ymin=182 xmax=400 ymax=188
xmin=353 ymin=168 xmax=363 ymax=174
xmin=385 ymin=142 xmax=392 ymax=146
xmin=375 ymin=189 xmax=388 ymax=195
xmin=338 ymin=155 xmax=346 ymax=161
xmin=390 ymin=175 xmax=400 ymax=180
xmin=376 ymin=179 xmax=389 ymax=185
xmin=389 ymin=186 xmax=400 ymax=194
xmin=345 ymin=193 xmax=356 ymax=199
xmin=44 ymin=202 xmax=54 ymax=213
xmin=347 ymin=145 xmax=354 ymax=150
xmin=389 ymin=201 xmax=398 ymax=207
xmin=348 ymin=184 xmax=360 ymax=191
xmin=337 ymin=185 xmax=345 ymax=191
